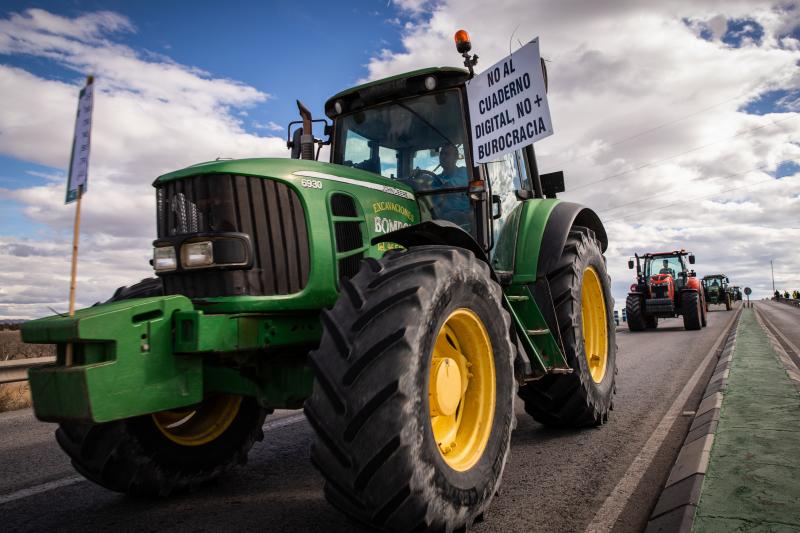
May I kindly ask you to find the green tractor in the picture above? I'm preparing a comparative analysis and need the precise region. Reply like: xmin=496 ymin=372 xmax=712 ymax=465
xmin=21 ymin=32 xmax=616 ymax=532
xmin=702 ymin=274 xmax=732 ymax=311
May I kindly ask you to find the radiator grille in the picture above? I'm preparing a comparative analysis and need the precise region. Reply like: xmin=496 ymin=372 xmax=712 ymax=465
xmin=329 ymin=193 xmax=364 ymax=282
xmin=156 ymin=174 xmax=310 ymax=297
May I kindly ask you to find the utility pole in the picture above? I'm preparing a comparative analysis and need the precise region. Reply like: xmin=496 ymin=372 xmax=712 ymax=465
xmin=771 ymin=259 xmax=775 ymax=293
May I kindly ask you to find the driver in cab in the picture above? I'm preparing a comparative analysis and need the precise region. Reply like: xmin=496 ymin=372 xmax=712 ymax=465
xmin=659 ymin=260 xmax=675 ymax=278
xmin=437 ymin=144 xmax=468 ymax=186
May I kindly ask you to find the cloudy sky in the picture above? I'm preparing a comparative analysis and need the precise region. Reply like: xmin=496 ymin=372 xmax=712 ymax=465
xmin=0 ymin=0 xmax=798 ymax=319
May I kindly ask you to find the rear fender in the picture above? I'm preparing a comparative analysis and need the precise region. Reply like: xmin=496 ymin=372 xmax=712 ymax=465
xmin=513 ymin=200 xmax=608 ymax=284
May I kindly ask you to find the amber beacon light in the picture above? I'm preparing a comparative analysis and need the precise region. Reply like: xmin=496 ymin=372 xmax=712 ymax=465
xmin=454 ymin=29 xmax=471 ymax=53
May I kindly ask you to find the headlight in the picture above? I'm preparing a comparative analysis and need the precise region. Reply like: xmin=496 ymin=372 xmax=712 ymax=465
xmin=181 ymin=241 xmax=214 ymax=268
xmin=153 ymin=246 xmax=177 ymax=272
xmin=424 ymin=75 xmax=437 ymax=91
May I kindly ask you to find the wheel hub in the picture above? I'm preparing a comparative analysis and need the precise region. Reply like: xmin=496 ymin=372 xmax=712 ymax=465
xmin=429 ymin=308 xmax=496 ymax=472
xmin=581 ymin=266 xmax=609 ymax=383
xmin=429 ymin=357 xmax=462 ymax=417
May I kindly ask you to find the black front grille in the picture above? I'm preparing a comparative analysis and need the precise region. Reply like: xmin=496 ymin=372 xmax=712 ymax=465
xmin=157 ymin=174 xmax=310 ymax=297
xmin=335 ymin=222 xmax=362 ymax=253
xmin=331 ymin=193 xmax=358 ymax=217
xmin=329 ymin=194 xmax=364 ymax=282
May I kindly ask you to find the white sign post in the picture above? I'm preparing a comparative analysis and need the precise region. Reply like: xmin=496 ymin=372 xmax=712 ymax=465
xmin=64 ymin=75 xmax=94 ymax=366
xmin=466 ymin=38 xmax=552 ymax=164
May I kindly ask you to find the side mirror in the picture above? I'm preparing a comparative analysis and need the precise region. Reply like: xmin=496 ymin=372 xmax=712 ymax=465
xmin=688 ymin=254 xmax=696 ymax=264
xmin=627 ymin=260 xmax=634 ymax=270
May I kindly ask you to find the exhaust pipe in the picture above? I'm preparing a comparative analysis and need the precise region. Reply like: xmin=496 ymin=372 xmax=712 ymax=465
xmin=297 ymin=100 xmax=315 ymax=160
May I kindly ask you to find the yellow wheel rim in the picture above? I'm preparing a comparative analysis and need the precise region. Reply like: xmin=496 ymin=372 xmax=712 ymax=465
xmin=152 ymin=394 xmax=242 ymax=447
xmin=581 ymin=266 xmax=609 ymax=383
xmin=429 ymin=308 xmax=495 ymax=472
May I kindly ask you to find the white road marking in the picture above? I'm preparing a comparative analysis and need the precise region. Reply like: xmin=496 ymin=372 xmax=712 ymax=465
xmin=263 ymin=412 xmax=307 ymax=431
xmin=0 ymin=476 xmax=85 ymax=505
xmin=584 ymin=309 xmax=741 ymax=533
xmin=0 ymin=412 xmax=308 ymax=506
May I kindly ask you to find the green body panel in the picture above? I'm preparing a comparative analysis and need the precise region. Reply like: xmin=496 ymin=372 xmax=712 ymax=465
xmin=173 ymin=311 xmax=321 ymax=353
xmin=24 ymin=296 xmax=202 ymax=422
xmin=509 ymin=199 xmax=561 ymax=284
xmin=495 ymin=198 xmax=570 ymax=372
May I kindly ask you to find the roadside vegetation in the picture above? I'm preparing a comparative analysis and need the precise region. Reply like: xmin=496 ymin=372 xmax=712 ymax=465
xmin=0 ymin=330 xmax=54 ymax=412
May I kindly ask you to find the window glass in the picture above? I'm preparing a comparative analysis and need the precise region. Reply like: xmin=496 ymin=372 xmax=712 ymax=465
xmin=485 ymin=150 xmax=525 ymax=245
xmin=645 ymin=256 xmax=684 ymax=278
xmin=334 ymin=90 xmax=474 ymax=232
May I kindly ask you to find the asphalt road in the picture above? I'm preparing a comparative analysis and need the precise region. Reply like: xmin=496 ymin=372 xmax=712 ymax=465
xmin=755 ymin=300 xmax=800 ymax=365
xmin=0 ymin=307 xmax=740 ymax=533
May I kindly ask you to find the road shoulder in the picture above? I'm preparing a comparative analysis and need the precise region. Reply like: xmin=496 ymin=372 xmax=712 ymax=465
xmin=647 ymin=306 xmax=800 ymax=532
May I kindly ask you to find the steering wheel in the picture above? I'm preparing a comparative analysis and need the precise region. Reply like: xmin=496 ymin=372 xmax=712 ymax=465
xmin=399 ymin=169 xmax=443 ymax=191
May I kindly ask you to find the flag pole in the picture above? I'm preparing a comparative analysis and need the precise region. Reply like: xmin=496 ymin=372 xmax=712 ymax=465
xmin=65 ymin=184 xmax=83 ymax=366
xmin=64 ymin=74 xmax=94 ymax=366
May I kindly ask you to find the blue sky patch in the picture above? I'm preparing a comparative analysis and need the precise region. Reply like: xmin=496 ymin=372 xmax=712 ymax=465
xmin=774 ymin=160 xmax=800 ymax=179
xmin=741 ymin=89 xmax=800 ymax=115
xmin=722 ymin=19 xmax=764 ymax=47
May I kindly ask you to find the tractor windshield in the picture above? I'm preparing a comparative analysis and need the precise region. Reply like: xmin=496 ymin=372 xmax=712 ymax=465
xmin=645 ymin=255 xmax=684 ymax=279
xmin=333 ymin=90 xmax=474 ymax=230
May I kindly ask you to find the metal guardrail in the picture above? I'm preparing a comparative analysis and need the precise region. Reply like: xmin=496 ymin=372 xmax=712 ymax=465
xmin=0 ymin=357 xmax=56 ymax=385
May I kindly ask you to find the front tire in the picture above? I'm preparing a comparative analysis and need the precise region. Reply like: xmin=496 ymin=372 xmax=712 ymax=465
xmin=61 ymin=279 xmax=269 ymax=496
xmin=626 ymin=294 xmax=646 ymax=332
xmin=682 ymin=291 xmax=703 ymax=330
xmin=518 ymin=229 xmax=617 ymax=427
xmin=56 ymin=395 xmax=267 ymax=496
xmin=305 ymin=246 xmax=515 ymax=532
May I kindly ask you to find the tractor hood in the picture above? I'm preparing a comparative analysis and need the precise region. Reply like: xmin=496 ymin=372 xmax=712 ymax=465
xmin=155 ymin=157 xmax=415 ymax=199
xmin=151 ymin=158 xmax=420 ymax=314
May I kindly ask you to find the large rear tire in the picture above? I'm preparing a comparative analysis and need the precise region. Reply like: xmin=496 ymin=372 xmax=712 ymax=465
xmin=56 ymin=395 xmax=267 ymax=496
xmin=724 ymin=293 xmax=732 ymax=311
xmin=645 ymin=315 xmax=658 ymax=329
xmin=626 ymin=294 xmax=646 ymax=332
xmin=682 ymin=291 xmax=703 ymax=330
xmin=305 ymin=246 xmax=515 ymax=532
xmin=518 ymin=229 xmax=617 ymax=428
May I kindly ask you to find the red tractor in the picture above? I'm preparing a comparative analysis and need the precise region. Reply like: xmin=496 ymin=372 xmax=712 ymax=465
xmin=625 ymin=250 xmax=707 ymax=331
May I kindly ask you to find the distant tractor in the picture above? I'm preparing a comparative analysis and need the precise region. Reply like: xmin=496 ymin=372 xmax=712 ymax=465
xmin=732 ymin=285 xmax=743 ymax=301
xmin=702 ymin=274 xmax=732 ymax=311
xmin=625 ymin=250 xmax=707 ymax=331
xmin=18 ymin=31 xmax=617 ymax=532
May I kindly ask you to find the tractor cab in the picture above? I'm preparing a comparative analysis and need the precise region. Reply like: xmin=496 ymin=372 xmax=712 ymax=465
xmin=288 ymin=34 xmax=564 ymax=256
xmin=318 ymin=67 xmax=548 ymax=253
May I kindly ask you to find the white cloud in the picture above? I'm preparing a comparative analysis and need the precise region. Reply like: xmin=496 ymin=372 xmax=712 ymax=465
xmin=253 ymin=120 xmax=285 ymax=131
xmin=0 ymin=9 xmax=290 ymax=318
xmin=364 ymin=0 xmax=800 ymax=302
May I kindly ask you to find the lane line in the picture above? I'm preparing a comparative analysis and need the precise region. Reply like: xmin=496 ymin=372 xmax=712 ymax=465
xmin=0 ymin=412 xmax=308 ymax=507
xmin=263 ymin=412 xmax=307 ymax=431
xmin=584 ymin=308 xmax=741 ymax=533
xmin=0 ymin=476 xmax=85 ymax=506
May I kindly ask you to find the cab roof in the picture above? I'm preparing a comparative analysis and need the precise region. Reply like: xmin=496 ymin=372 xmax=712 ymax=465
xmin=639 ymin=250 xmax=692 ymax=258
xmin=324 ymin=67 xmax=470 ymax=118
